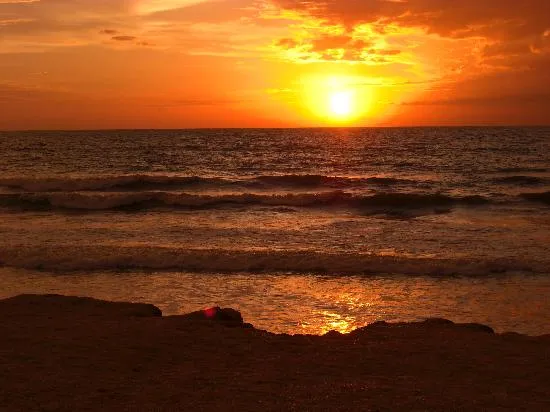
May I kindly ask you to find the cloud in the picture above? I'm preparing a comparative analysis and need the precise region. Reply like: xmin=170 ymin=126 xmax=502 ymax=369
xmin=134 ymin=0 xmax=211 ymax=15
xmin=0 ymin=0 xmax=268 ymax=56
xmin=267 ymin=0 xmax=550 ymax=96
xmin=403 ymin=93 xmax=550 ymax=106
xmin=112 ymin=35 xmax=137 ymax=41
xmin=309 ymin=34 xmax=370 ymax=53
xmin=272 ymin=21 xmax=409 ymax=65
xmin=1 ymin=0 xmax=549 ymax=126
xmin=99 ymin=29 xmax=119 ymax=35
xmin=271 ymin=0 xmax=549 ymax=36
xmin=270 ymin=0 xmax=550 ymax=63
xmin=141 ymin=0 xmax=258 ymax=23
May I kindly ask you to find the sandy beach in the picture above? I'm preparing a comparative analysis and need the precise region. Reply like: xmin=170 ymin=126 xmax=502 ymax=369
xmin=1 ymin=294 xmax=548 ymax=411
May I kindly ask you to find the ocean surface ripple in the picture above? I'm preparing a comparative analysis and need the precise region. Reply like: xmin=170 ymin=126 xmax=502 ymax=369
xmin=1 ymin=127 xmax=549 ymax=277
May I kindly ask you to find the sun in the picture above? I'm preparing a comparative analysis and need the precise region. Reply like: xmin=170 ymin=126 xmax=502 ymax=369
xmin=329 ymin=91 xmax=354 ymax=117
xmin=300 ymin=74 xmax=374 ymax=123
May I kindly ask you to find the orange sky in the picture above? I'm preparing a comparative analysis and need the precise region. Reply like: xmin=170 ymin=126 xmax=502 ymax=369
xmin=1 ymin=0 xmax=549 ymax=129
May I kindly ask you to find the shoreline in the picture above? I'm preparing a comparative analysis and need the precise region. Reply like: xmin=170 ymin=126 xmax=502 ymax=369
xmin=2 ymin=268 xmax=550 ymax=336
xmin=1 ymin=294 xmax=549 ymax=411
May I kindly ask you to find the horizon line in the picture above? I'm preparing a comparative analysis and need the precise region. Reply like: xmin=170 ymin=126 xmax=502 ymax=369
xmin=2 ymin=124 xmax=550 ymax=133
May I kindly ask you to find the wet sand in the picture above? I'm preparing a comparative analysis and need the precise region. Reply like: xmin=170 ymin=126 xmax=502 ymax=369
xmin=1 ymin=294 xmax=549 ymax=411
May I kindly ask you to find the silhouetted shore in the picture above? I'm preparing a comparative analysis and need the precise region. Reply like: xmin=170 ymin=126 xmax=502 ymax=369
xmin=1 ymin=294 xmax=549 ymax=411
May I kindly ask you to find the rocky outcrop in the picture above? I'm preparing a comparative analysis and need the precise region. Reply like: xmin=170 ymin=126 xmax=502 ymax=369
xmin=179 ymin=306 xmax=247 ymax=327
xmin=1 ymin=294 xmax=549 ymax=411
xmin=0 ymin=294 xmax=162 ymax=318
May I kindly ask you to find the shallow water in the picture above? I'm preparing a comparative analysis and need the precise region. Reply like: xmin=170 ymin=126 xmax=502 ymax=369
xmin=1 ymin=268 xmax=549 ymax=336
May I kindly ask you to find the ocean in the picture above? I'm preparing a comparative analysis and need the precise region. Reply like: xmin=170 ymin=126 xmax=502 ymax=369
xmin=1 ymin=127 xmax=549 ymax=335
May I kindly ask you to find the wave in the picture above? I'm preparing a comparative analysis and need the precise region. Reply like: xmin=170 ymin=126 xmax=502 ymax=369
xmin=255 ymin=174 xmax=412 ymax=188
xmin=521 ymin=191 xmax=550 ymax=205
xmin=256 ymin=174 xmax=351 ymax=188
xmin=0 ymin=174 xmax=417 ymax=193
xmin=0 ymin=191 xmax=490 ymax=212
xmin=0 ymin=175 xmax=228 ymax=192
xmin=497 ymin=167 xmax=548 ymax=173
xmin=493 ymin=176 xmax=545 ymax=186
xmin=0 ymin=245 xmax=543 ymax=275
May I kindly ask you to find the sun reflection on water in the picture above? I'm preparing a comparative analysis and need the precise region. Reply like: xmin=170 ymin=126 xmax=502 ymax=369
xmin=2 ymin=268 xmax=549 ymax=336
xmin=299 ymin=293 xmax=374 ymax=334
xmin=316 ymin=311 xmax=355 ymax=334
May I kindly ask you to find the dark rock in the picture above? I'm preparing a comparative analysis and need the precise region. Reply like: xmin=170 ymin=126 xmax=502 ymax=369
xmin=348 ymin=321 xmax=390 ymax=337
xmin=205 ymin=307 xmax=243 ymax=324
xmin=423 ymin=318 xmax=455 ymax=326
xmin=324 ymin=330 xmax=343 ymax=338
xmin=217 ymin=308 xmax=242 ymax=323
xmin=125 ymin=304 xmax=162 ymax=317
xmin=182 ymin=306 xmax=244 ymax=327
xmin=458 ymin=323 xmax=494 ymax=334
xmin=1 ymin=294 xmax=162 ymax=318
xmin=368 ymin=321 xmax=390 ymax=328
xmin=501 ymin=332 xmax=524 ymax=339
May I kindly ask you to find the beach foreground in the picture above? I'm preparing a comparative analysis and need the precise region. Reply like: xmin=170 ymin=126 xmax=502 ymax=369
xmin=1 ymin=295 xmax=549 ymax=411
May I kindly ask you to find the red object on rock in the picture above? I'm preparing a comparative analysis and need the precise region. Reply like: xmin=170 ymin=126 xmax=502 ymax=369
xmin=204 ymin=307 xmax=218 ymax=318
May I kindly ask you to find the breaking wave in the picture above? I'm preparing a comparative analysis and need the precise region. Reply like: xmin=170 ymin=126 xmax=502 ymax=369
xmin=497 ymin=167 xmax=548 ymax=173
xmin=0 ymin=174 xmax=418 ymax=193
xmin=521 ymin=191 xmax=550 ymax=205
xmin=493 ymin=176 xmax=545 ymax=186
xmin=0 ymin=175 xmax=228 ymax=192
xmin=255 ymin=174 xmax=413 ymax=188
xmin=0 ymin=245 xmax=542 ymax=275
xmin=0 ymin=191 xmax=490 ymax=212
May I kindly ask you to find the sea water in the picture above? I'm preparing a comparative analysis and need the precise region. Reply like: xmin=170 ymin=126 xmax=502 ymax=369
xmin=1 ymin=127 xmax=549 ymax=334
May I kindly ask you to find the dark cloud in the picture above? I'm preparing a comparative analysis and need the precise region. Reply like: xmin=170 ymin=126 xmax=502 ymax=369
xmin=400 ymin=55 xmax=550 ymax=123
xmin=272 ymin=0 xmax=550 ymax=71
xmin=100 ymin=29 xmax=118 ymax=35
xmin=309 ymin=35 xmax=372 ymax=53
xmin=112 ymin=35 xmax=136 ymax=41
xmin=277 ymin=38 xmax=298 ymax=48
xmin=272 ymin=0 xmax=550 ymax=40
xmin=276 ymin=31 xmax=401 ymax=63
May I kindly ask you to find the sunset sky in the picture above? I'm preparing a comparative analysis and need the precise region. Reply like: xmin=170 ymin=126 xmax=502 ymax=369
xmin=1 ymin=0 xmax=549 ymax=129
